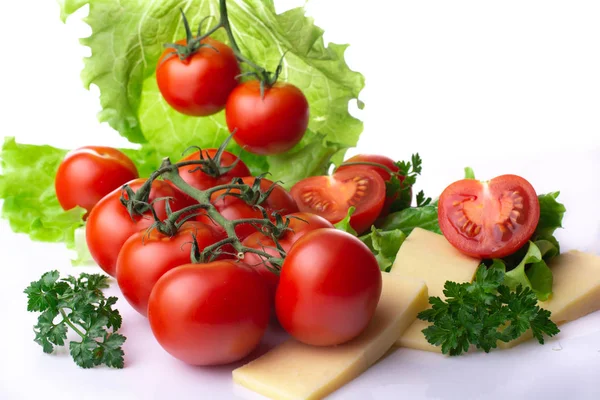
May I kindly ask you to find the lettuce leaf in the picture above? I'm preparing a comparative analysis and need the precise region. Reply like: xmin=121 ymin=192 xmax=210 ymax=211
xmin=58 ymin=0 xmax=365 ymax=185
xmin=359 ymin=227 xmax=406 ymax=272
xmin=501 ymin=241 xmax=555 ymax=301
xmin=377 ymin=204 xmax=441 ymax=236
xmin=334 ymin=207 xmax=357 ymax=236
xmin=0 ymin=137 xmax=85 ymax=247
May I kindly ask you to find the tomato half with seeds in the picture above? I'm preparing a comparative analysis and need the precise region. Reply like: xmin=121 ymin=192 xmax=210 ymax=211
xmin=197 ymin=177 xmax=298 ymax=240
xmin=438 ymin=174 xmax=540 ymax=259
xmin=290 ymin=167 xmax=386 ymax=234
xmin=176 ymin=149 xmax=251 ymax=191
xmin=116 ymin=221 xmax=225 ymax=316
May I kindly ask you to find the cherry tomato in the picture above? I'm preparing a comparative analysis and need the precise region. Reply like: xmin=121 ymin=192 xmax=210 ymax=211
xmin=86 ymin=178 xmax=195 ymax=277
xmin=116 ymin=221 xmax=225 ymax=316
xmin=148 ymin=261 xmax=270 ymax=366
xmin=275 ymin=229 xmax=382 ymax=346
xmin=438 ymin=174 xmax=540 ymax=259
xmin=290 ymin=167 xmax=386 ymax=234
xmin=242 ymin=212 xmax=334 ymax=297
xmin=55 ymin=146 xmax=138 ymax=213
xmin=157 ymin=38 xmax=240 ymax=116
xmin=225 ymin=81 xmax=309 ymax=155
xmin=176 ymin=148 xmax=250 ymax=191
xmin=338 ymin=154 xmax=408 ymax=218
xmin=197 ymin=177 xmax=298 ymax=240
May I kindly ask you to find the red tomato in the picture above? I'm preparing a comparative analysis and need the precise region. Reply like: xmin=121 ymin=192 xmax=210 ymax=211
xmin=197 ymin=177 xmax=298 ymax=240
xmin=55 ymin=146 xmax=138 ymax=213
xmin=157 ymin=38 xmax=240 ymax=116
xmin=148 ymin=261 xmax=270 ymax=366
xmin=242 ymin=212 xmax=334 ymax=297
xmin=438 ymin=174 xmax=540 ymax=259
xmin=116 ymin=221 xmax=225 ymax=316
xmin=290 ymin=167 xmax=386 ymax=234
xmin=176 ymin=148 xmax=250 ymax=191
xmin=338 ymin=154 xmax=408 ymax=217
xmin=275 ymin=229 xmax=382 ymax=346
xmin=86 ymin=178 xmax=195 ymax=277
xmin=225 ymin=81 xmax=309 ymax=155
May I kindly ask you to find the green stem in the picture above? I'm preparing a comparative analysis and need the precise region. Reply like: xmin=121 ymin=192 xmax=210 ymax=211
xmin=336 ymin=161 xmax=396 ymax=175
xmin=60 ymin=309 xmax=86 ymax=338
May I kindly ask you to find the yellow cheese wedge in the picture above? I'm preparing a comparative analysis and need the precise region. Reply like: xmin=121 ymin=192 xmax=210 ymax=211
xmin=499 ymin=250 xmax=600 ymax=349
xmin=232 ymin=274 xmax=428 ymax=400
xmin=390 ymin=228 xmax=481 ymax=351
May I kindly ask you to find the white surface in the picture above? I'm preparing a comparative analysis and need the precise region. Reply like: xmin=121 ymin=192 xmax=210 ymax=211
xmin=1 ymin=0 xmax=600 ymax=399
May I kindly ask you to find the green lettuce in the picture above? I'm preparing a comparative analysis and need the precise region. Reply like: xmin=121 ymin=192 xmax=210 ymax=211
xmin=360 ymin=227 xmax=406 ymax=272
xmin=58 ymin=0 xmax=365 ymax=185
xmin=503 ymin=241 xmax=554 ymax=301
xmin=377 ymin=204 xmax=441 ymax=236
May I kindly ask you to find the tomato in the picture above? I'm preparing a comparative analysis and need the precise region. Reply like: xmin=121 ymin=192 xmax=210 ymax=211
xmin=438 ymin=174 xmax=540 ymax=259
xmin=86 ymin=178 xmax=195 ymax=277
xmin=148 ymin=261 xmax=270 ymax=366
xmin=338 ymin=154 xmax=408 ymax=218
xmin=157 ymin=37 xmax=240 ymax=117
xmin=275 ymin=229 xmax=382 ymax=346
xmin=176 ymin=148 xmax=250 ymax=191
xmin=242 ymin=212 xmax=334 ymax=297
xmin=116 ymin=221 xmax=225 ymax=316
xmin=197 ymin=176 xmax=298 ymax=240
xmin=55 ymin=146 xmax=138 ymax=213
xmin=225 ymin=81 xmax=309 ymax=155
xmin=290 ymin=167 xmax=386 ymax=234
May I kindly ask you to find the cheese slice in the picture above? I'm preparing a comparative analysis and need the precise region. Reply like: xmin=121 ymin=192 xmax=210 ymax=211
xmin=232 ymin=274 xmax=428 ymax=400
xmin=499 ymin=250 xmax=600 ymax=349
xmin=389 ymin=228 xmax=481 ymax=351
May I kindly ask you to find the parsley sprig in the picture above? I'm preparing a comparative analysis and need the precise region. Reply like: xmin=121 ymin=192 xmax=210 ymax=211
xmin=24 ymin=271 xmax=126 ymax=368
xmin=388 ymin=153 xmax=432 ymax=212
xmin=418 ymin=261 xmax=559 ymax=356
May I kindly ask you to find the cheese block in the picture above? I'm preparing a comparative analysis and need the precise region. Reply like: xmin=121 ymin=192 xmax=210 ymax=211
xmin=232 ymin=274 xmax=428 ymax=400
xmin=390 ymin=228 xmax=481 ymax=351
xmin=499 ymin=250 xmax=600 ymax=349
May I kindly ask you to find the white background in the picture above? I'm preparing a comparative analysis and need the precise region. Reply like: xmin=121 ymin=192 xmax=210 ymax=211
xmin=1 ymin=0 xmax=600 ymax=399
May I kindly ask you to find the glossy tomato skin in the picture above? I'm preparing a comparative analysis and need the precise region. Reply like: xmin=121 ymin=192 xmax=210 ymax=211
xmin=116 ymin=221 xmax=225 ymax=316
xmin=55 ymin=146 xmax=139 ymax=213
xmin=438 ymin=174 xmax=540 ymax=259
xmin=275 ymin=229 xmax=382 ymax=346
xmin=197 ymin=176 xmax=298 ymax=240
xmin=176 ymin=149 xmax=251 ymax=191
xmin=157 ymin=38 xmax=240 ymax=116
xmin=86 ymin=178 xmax=195 ymax=277
xmin=242 ymin=212 xmax=334 ymax=297
xmin=291 ymin=167 xmax=386 ymax=234
xmin=225 ymin=81 xmax=309 ymax=155
xmin=148 ymin=261 xmax=271 ymax=366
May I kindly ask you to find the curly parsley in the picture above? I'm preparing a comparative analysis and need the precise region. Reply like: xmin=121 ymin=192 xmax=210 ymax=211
xmin=24 ymin=271 xmax=126 ymax=368
xmin=418 ymin=260 xmax=559 ymax=356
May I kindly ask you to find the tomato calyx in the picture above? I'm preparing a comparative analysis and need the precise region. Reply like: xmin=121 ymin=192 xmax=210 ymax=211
xmin=179 ymin=134 xmax=245 ymax=180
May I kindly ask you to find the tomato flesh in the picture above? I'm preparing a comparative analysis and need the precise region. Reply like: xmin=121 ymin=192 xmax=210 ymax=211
xmin=55 ymin=146 xmax=139 ymax=213
xmin=275 ymin=229 xmax=382 ymax=346
xmin=291 ymin=167 xmax=385 ymax=234
xmin=116 ymin=221 xmax=225 ymax=316
xmin=176 ymin=149 xmax=251 ymax=191
xmin=148 ymin=261 xmax=270 ymax=366
xmin=438 ymin=174 xmax=540 ymax=259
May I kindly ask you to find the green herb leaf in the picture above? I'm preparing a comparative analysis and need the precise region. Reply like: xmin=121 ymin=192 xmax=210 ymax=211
xmin=24 ymin=271 xmax=126 ymax=369
xmin=419 ymin=264 xmax=559 ymax=356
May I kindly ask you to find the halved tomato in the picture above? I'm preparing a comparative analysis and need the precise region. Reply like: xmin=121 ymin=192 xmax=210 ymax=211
xmin=290 ymin=167 xmax=386 ymax=234
xmin=438 ymin=174 xmax=540 ymax=259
